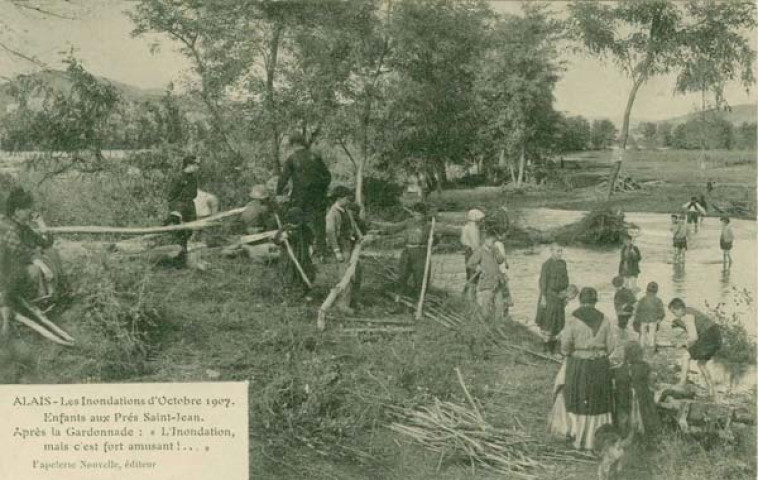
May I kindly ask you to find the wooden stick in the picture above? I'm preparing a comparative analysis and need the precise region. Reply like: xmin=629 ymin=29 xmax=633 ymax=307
xmin=455 ymin=367 xmax=485 ymax=426
xmin=339 ymin=327 xmax=415 ymax=334
xmin=14 ymin=314 xmax=73 ymax=346
xmin=317 ymin=240 xmax=364 ymax=331
xmin=43 ymin=207 xmax=246 ymax=235
xmin=415 ymin=217 xmax=436 ymax=321
xmin=274 ymin=214 xmax=313 ymax=290
xmin=19 ymin=298 xmax=75 ymax=343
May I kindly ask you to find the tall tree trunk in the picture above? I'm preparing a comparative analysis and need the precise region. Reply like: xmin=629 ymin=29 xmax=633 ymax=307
xmin=266 ymin=22 xmax=283 ymax=175
xmin=608 ymin=75 xmax=645 ymax=199
xmin=435 ymin=160 xmax=445 ymax=194
xmin=516 ymin=143 xmax=525 ymax=187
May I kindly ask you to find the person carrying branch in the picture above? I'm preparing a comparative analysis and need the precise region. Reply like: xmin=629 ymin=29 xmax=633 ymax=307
xmin=274 ymin=206 xmax=315 ymax=298
xmin=0 ymin=187 xmax=54 ymax=338
xmin=166 ymin=155 xmax=200 ymax=268
xmin=325 ymin=186 xmax=364 ymax=314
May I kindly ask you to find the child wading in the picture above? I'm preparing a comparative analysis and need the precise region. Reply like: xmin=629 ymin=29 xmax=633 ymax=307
xmin=671 ymin=214 xmax=687 ymax=264
xmin=461 ymin=209 xmax=484 ymax=301
xmin=668 ymin=298 xmax=722 ymax=399
xmin=618 ymin=234 xmax=641 ymax=290
xmin=612 ymin=341 xmax=660 ymax=437
xmin=633 ymin=282 xmax=665 ymax=350
xmin=274 ymin=207 xmax=315 ymax=298
xmin=719 ymin=216 xmax=734 ymax=270
xmin=466 ymin=231 xmax=507 ymax=320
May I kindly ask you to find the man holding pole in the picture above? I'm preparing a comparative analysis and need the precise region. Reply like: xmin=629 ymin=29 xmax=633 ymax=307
xmin=166 ymin=155 xmax=200 ymax=268
xmin=325 ymin=186 xmax=364 ymax=314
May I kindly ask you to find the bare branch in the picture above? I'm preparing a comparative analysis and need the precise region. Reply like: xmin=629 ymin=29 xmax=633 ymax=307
xmin=0 ymin=38 xmax=47 ymax=67
xmin=9 ymin=0 xmax=76 ymax=20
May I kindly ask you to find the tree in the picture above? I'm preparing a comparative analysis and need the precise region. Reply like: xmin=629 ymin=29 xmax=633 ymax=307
xmin=569 ymin=0 xmax=682 ymax=196
xmin=673 ymin=0 xmax=755 ymax=161
xmin=557 ymin=115 xmax=591 ymax=152
xmin=474 ymin=3 xmax=563 ymax=187
xmin=639 ymin=122 xmax=657 ymax=141
xmin=736 ymin=122 xmax=757 ymax=150
xmin=657 ymin=121 xmax=673 ymax=147
xmin=590 ymin=119 xmax=617 ymax=150
xmin=381 ymin=0 xmax=491 ymax=193
xmin=0 ymin=57 xmax=120 ymax=178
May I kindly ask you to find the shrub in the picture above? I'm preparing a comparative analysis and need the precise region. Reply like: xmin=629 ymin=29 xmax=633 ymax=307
xmin=553 ymin=206 xmax=631 ymax=246
xmin=707 ymin=287 xmax=757 ymax=365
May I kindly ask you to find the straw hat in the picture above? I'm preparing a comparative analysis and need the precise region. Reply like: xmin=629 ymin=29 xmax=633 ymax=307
xmin=467 ymin=209 xmax=485 ymax=222
xmin=249 ymin=184 xmax=269 ymax=200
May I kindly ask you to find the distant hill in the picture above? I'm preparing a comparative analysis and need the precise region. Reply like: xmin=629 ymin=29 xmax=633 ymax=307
xmin=642 ymin=103 xmax=757 ymax=127
xmin=0 ymin=69 xmax=166 ymax=115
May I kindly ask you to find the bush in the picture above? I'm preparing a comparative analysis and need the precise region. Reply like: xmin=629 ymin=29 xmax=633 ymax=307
xmin=553 ymin=206 xmax=631 ymax=246
xmin=62 ymin=255 xmax=167 ymax=380
xmin=707 ymin=287 xmax=757 ymax=365
xmin=363 ymin=176 xmax=403 ymax=208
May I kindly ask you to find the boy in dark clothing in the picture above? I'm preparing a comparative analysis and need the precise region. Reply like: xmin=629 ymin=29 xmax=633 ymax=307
xmin=633 ymin=281 xmax=665 ymax=350
xmin=166 ymin=155 xmax=200 ymax=268
xmin=274 ymin=206 xmax=315 ymax=297
xmin=613 ymin=275 xmax=636 ymax=331
xmin=395 ymin=203 xmax=436 ymax=298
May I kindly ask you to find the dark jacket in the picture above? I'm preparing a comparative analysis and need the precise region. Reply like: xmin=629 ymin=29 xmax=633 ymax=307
xmin=277 ymin=148 xmax=331 ymax=208
xmin=168 ymin=172 xmax=198 ymax=221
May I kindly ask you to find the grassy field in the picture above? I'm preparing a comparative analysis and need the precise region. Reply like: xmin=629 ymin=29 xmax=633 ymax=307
xmin=435 ymin=149 xmax=756 ymax=217
xmin=1 ymin=248 xmax=752 ymax=480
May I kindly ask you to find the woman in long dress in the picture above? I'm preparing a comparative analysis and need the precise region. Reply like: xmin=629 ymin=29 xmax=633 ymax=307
xmin=561 ymin=287 xmax=614 ymax=451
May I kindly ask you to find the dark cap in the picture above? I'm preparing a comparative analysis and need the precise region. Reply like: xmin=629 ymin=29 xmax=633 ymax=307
xmin=579 ymin=287 xmax=598 ymax=305
xmin=331 ymin=185 xmax=354 ymax=199
xmin=6 ymin=186 xmax=34 ymax=216
xmin=646 ymin=281 xmax=658 ymax=293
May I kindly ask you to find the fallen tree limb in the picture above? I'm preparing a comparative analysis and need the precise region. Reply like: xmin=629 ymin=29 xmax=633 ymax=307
xmin=43 ymin=207 xmax=246 ymax=235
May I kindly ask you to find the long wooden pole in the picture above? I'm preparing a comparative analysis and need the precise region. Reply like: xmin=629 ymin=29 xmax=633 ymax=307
xmin=317 ymin=240 xmax=364 ymax=331
xmin=42 ymin=207 xmax=247 ymax=235
xmin=274 ymin=214 xmax=312 ymax=290
xmin=415 ymin=217 xmax=435 ymax=321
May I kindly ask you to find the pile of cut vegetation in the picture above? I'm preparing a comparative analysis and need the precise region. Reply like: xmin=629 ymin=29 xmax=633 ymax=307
xmin=551 ymin=206 xmax=632 ymax=246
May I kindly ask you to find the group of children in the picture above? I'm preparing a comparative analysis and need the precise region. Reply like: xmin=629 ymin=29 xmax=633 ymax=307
xmin=460 ymin=208 xmax=514 ymax=320
xmin=670 ymin=195 xmax=735 ymax=269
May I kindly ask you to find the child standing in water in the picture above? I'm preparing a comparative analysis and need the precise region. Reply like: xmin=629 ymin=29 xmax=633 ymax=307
xmin=633 ymin=282 xmax=666 ymax=351
xmin=671 ymin=214 xmax=687 ymax=264
xmin=719 ymin=216 xmax=734 ymax=270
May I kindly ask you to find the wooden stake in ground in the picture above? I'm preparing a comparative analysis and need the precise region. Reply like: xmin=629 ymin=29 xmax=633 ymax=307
xmin=415 ymin=217 xmax=436 ymax=321
xmin=274 ymin=214 xmax=312 ymax=290
xmin=317 ymin=239 xmax=364 ymax=331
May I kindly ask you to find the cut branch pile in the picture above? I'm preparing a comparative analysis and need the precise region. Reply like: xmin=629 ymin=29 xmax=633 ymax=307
xmin=389 ymin=368 xmax=593 ymax=478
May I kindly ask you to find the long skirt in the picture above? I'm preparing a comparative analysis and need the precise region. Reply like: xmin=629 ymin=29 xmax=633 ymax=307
xmin=535 ymin=296 xmax=565 ymax=341
xmin=564 ymin=356 xmax=613 ymax=450
xmin=547 ymin=361 xmax=570 ymax=439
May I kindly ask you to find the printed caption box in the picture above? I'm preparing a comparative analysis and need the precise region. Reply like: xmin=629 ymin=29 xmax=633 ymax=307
xmin=0 ymin=382 xmax=248 ymax=480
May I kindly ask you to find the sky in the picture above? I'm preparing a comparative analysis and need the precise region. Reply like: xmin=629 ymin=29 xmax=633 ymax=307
xmin=0 ymin=0 xmax=755 ymax=123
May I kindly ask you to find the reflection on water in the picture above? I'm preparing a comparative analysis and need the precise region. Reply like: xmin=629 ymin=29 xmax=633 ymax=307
xmin=430 ymin=210 xmax=757 ymax=335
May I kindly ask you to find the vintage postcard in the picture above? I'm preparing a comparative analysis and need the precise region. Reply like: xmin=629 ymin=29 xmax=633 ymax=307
xmin=0 ymin=1 xmax=755 ymax=479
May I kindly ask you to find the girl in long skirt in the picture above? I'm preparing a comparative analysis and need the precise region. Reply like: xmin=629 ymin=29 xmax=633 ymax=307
xmin=560 ymin=287 xmax=614 ymax=451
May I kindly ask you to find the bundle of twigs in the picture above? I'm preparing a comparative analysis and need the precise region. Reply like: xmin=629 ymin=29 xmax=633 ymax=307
xmin=389 ymin=368 xmax=592 ymax=478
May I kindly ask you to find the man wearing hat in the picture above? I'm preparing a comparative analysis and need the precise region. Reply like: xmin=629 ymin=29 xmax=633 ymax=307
xmin=277 ymin=134 xmax=332 ymax=259
xmin=0 ymin=187 xmax=54 ymax=337
xmin=166 ymin=155 xmax=200 ymax=268
xmin=240 ymin=184 xmax=277 ymax=234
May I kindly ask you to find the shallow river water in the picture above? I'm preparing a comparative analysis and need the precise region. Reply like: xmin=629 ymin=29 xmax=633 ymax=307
xmin=430 ymin=209 xmax=757 ymax=336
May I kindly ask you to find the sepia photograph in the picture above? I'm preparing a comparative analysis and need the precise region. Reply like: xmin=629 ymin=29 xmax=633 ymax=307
xmin=0 ymin=0 xmax=756 ymax=479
